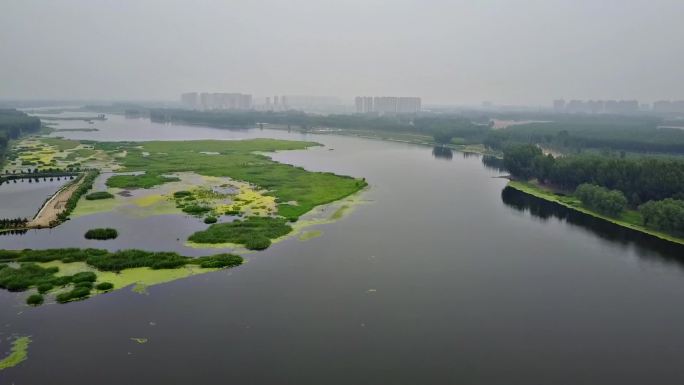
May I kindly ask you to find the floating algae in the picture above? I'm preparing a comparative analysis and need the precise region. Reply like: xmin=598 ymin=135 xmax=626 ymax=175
xmin=298 ymin=230 xmax=322 ymax=241
xmin=0 ymin=336 xmax=31 ymax=371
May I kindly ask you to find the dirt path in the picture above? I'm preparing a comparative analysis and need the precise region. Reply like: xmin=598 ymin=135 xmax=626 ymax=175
xmin=28 ymin=176 xmax=85 ymax=228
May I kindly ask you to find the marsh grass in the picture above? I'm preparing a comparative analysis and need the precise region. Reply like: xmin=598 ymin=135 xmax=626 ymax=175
xmin=95 ymin=139 xmax=367 ymax=221
xmin=0 ymin=248 xmax=244 ymax=305
xmin=188 ymin=216 xmax=292 ymax=249
xmin=106 ymin=173 xmax=180 ymax=189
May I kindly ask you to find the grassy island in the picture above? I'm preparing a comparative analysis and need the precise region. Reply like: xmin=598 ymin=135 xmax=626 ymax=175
xmin=85 ymin=191 xmax=114 ymax=200
xmin=84 ymin=228 xmax=118 ymax=240
xmin=95 ymin=139 xmax=367 ymax=221
xmin=189 ymin=217 xmax=293 ymax=250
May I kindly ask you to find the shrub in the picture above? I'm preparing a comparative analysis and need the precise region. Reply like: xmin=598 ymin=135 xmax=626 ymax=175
xmin=245 ymin=236 xmax=271 ymax=250
xmin=56 ymin=286 xmax=91 ymax=303
xmin=75 ymin=281 xmax=93 ymax=289
xmin=0 ymin=263 xmax=59 ymax=292
xmin=85 ymin=249 xmax=187 ymax=271
xmin=204 ymin=216 xmax=218 ymax=224
xmin=173 ymin=190 xmax=192 ymax=198
xmin=96 ymin=282 xmax=114 ymax=291
xmin=71 ymin=271 xmax=97 ymax=283
xmin=195 ymin=254 xmax=243 ymax=268
xmin=182 ymin=204 xmax=211 ymax=216
xmin=56 ymin=171 xmax=99 ymax=222
xmin=26 ymin=294 xmax=44 ymax=306
xmin=37 ymin=283 xmax=53 ymax=294
xmin=84 ymin=228 xmax=118 ymax=240
xmin=85 ymin=191 xmax=114 ymax=200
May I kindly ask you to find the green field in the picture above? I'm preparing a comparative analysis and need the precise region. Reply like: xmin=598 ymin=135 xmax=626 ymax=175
xmin=507 ymin=180 xmax=684 ymax=245
xmin=95 ymin=139 xmax=367 ymax=221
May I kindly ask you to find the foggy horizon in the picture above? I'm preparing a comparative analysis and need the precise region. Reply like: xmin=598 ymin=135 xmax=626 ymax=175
xmin=2 ymin=0 xmax=684 ymax=105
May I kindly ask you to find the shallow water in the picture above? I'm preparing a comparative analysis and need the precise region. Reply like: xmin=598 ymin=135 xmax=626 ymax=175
xmin=3 ymin=113 xmax=684 ymax=384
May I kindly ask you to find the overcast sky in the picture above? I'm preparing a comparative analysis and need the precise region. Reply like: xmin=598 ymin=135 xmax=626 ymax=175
xmin=1 ymin=0 xmax=683 ymax=105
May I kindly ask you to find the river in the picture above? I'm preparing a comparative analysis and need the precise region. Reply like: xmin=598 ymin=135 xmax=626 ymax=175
xmin=3 ymin=113 xmax=684 ymax=384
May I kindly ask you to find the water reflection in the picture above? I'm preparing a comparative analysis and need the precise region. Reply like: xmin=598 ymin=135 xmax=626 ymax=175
xmin=431 ymin=146 xmax=453 ymax=160
xmin=501 ymin=186 xmax=684 ymax=267
xmin=481 ymin=155 xmax=507 ymax=173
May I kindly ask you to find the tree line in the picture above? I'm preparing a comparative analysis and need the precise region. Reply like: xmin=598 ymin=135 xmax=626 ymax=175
xmin=0 ymin=218 xmax=29 ymax=229
xmin=485 ymin=115 xmax=684 ymax=154
xmin=0 ymin=110 xmax=41 ymax=165
xmin=149 ymin=109 xmax=489 ymax=144
xmin=504 ymin=144 xmax=684 ymax=235
xmin=147 ymin=109 xmax=684 ymax=156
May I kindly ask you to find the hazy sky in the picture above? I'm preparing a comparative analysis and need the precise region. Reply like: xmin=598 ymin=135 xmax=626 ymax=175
xmin=2 ymin=0 xmax=683 ymax=105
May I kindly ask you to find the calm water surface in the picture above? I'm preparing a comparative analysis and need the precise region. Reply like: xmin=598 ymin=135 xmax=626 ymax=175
xmin=3 ymin=114 xmax=684 ymax=384
xmin=0 ymin=179 xmax=66 ymax=219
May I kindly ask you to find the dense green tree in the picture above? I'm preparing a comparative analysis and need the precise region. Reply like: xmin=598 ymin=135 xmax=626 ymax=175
xmin=503 ymin=144 xmax=684 ymax=205
xmin=639 ymin=199 xmax=684 ymax=235
xmin=575 ymin=184 xmax=628 ymax=217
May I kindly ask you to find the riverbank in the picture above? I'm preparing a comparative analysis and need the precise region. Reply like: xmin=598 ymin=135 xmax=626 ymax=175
xmin=265 ymin=125 xmax=503 ymax=157
xmin=507 ymin=180 xmax=684 ymax=245
xmin=27 ymin=173 xmax=87 ymax=228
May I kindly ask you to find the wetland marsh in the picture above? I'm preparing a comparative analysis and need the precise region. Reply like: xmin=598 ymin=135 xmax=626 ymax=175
xmin=3 ymin=113 xmax=684 ymax=385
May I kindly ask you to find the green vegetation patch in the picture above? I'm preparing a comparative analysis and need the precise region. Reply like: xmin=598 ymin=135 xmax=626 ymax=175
xmin=106 ymin=173 xmax=180 ymax=189
xmin=575 ymin=183 xmax=627 ymax=217
xmin=57 ymin=170 xmax=99 ymax=222
xmin=188 ymin=217 xmax=292 ymax=250
xmin=39 ymin=137 xmax=80 ymax=151
xmin=95 ymin=139 xmax=367 ymax=221
xmin=85 ymin=191 xmax=114 ymax=200
xmin=0 ymin=336 xmax=31 ymax=371
xmin=26 ymin=294 xmax=44 ymax=306
xmin=84 ymin=228 xmax=119 ymax=240
xmin=0 ymin=248 xmax=244 ymax=305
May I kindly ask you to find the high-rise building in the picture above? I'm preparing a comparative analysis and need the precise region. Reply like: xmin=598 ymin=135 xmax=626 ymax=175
xmin=397 ymin=97 xmax=421 ymax=114
xmin=354 ymin=97 xmax=363 ymax=113
xmin=354 ymin=96 xmax=420 ymax=114
xmin=181 ymin=92 xmax=199 ymax=109
xmin=553 ymin=99 xmax=639 ymax=114
xmin=553 ymin=99 xmax=566 ymax=111
xmin=183 ymin=92 xmax=252 ymax=111
xmin=362 ymin=97 xmax=373 ymax=113
xmin=373 ymin=97 xmax=398 ymax=114
xmin=653 ymin=100 xmax=684 ymax=113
